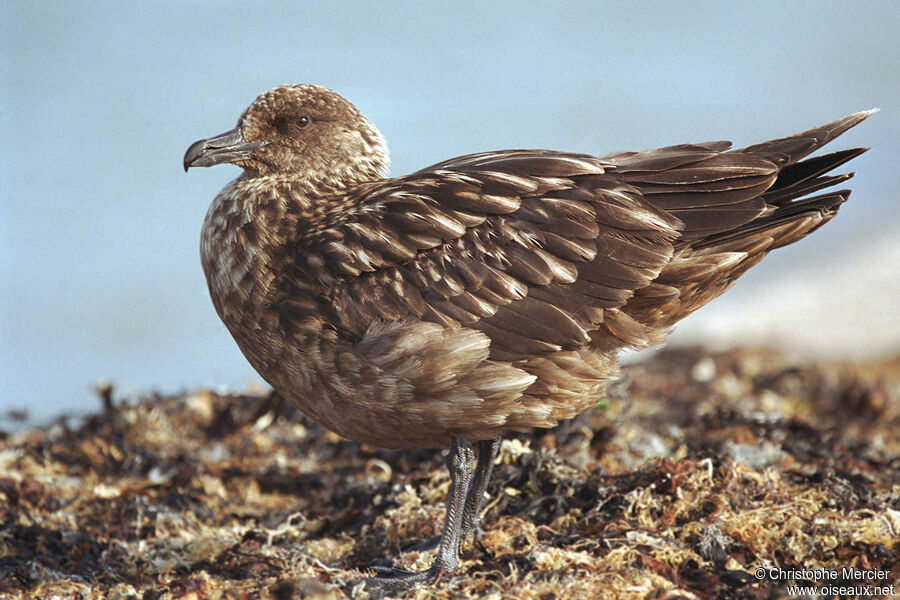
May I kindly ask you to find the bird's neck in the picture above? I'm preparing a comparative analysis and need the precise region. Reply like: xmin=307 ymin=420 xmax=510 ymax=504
xmin=238 ymin=172 xmax=382 ymax=226
xmin=199 ymin=174 xmax=364 ymax=319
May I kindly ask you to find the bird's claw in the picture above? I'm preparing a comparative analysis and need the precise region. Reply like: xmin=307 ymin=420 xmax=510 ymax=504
xmin=365 ymin=565 xmax=450 ymax=598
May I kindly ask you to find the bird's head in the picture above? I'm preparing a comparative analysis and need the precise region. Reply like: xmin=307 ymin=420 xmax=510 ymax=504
xmin=184 ymin=84 xmax=389 ymax=183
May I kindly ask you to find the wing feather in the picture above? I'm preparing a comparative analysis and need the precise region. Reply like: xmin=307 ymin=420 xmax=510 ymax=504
xmin=282 ymin=150 xmax=680 ymax=357
xmin=277 ymin=111 xmax=870 ymax=361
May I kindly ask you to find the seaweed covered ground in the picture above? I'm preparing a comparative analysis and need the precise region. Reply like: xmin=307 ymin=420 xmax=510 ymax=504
xmin=1 ymin=347 xmax=898 ymax=599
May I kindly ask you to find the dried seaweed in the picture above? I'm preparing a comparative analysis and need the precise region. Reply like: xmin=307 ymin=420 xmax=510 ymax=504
xmin=1 ymin=347 xmax=897 ymax=599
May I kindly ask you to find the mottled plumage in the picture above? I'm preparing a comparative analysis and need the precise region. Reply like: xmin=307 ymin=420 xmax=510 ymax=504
xmin=184 ymin=84 xmax=872 ymax=592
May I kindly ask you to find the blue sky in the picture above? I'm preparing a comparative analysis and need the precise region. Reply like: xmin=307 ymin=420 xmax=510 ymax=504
xmin=2 ymin=1 xmax=898 ymax=421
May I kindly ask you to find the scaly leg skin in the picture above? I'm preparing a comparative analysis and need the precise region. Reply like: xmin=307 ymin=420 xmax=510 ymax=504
xmin=366 ymin=437 xmax=476 ymax=598
xmin=459 ymin=435 xmax=501 ymax=542
xmin=406 ymin=435 xmax=501 ymax=553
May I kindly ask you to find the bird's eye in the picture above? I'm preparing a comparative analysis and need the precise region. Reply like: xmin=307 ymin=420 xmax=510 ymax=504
xmin=298 ymin=116 xmax=310 ymax=128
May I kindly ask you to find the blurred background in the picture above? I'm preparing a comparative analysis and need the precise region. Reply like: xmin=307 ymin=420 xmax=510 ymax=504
xmin=2 ymin=1 xmax=898 ymax=423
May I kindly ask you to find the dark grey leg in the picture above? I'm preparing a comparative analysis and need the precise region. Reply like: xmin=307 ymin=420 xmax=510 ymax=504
xmin=366 ymin=437 xmax=475 ymax=596
xmin=459 ymin=435 xmax=501 ymax=541
xmin=407 ymin=435 xmax=502 ymax=553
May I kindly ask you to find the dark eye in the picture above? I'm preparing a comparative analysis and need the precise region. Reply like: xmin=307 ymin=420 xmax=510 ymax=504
xmin=298 ymin=116 xmax=310 ymax=128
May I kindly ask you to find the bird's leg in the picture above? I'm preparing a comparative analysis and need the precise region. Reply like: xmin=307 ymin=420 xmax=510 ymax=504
xmin=459 ymin=435 xmax=501 ymax=542
xmin=406 ymin=434 xmax=501 ymax=552
xmin=366 ymin=437 xmax=475 ymax=595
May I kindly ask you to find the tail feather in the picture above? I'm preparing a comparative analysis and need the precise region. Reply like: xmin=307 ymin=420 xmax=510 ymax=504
xmin=763 ymin=172 xmax=853 ymax=205
xmin=771 ymin=147 xmax=867 ymax=190
xmin=761 ymin=146 xmax=866 ymax=207
xmin=695 ymin=190 xmax=849 ymax=251
xmin=618 ymin=110 xmax=874 ymax=335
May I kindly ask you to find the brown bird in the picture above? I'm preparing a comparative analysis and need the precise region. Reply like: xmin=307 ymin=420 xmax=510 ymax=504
xmin=184 ymin=84 xmax=872 ymax=595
